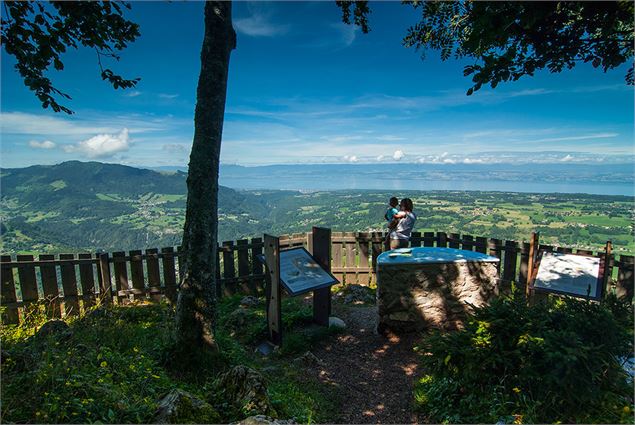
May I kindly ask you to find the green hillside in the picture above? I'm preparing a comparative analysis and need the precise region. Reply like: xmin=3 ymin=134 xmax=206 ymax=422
xmin=1 ymin=161 xmax=633 ymax=255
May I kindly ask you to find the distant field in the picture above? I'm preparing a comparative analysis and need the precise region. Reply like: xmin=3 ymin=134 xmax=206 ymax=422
xmin=1 ymin=162 xmax=633 ymax=256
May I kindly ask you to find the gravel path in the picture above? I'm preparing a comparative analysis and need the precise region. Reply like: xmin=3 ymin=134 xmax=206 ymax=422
xmin=310 ymin=303 xmax=424 ymax=424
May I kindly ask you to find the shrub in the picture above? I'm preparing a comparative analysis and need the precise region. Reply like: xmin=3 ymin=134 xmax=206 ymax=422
xmin=414 ymin=293 xmax=634 ymax=424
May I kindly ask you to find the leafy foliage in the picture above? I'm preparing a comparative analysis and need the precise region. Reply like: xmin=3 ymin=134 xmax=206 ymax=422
xmin=340 ymin=1 xmax=634 ymax=93
xmin=405 ymin=0 xmax=635 ymax=93
xmin=414 ymin=293 xmax=634 ymax=423
xmin=1 ymin=1 xmax=140 ymax=114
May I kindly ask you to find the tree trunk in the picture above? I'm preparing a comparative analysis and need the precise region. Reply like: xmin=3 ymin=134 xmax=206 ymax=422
xmin=174 ymin=1 xmax=236 ymax=350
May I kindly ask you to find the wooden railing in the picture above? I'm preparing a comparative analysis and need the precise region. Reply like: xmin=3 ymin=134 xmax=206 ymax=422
xmin=1 ymin=231 xmax=633 ymax=324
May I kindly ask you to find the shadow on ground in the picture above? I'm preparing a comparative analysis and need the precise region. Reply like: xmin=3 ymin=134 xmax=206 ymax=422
xmin=306 ymin=303 xmax=425 ymax=424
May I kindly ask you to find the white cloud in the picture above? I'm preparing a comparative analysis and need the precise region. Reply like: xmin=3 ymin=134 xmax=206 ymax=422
xmin=393 ymin=150 xmax=404 ymax=161
xmin=331 ymin=22 xmax=358 ymax=47
xmin=28 ymin=140 xmax=56 ymax=149
xmin=63 ymin=128 xmax=130 ymax=159
xmin=376 ymin=155 xmax=386 ymax=161
xmin=158 ymin=93 xmax=179 ymax=99
xmin=343 ymin=155 xmax=358 ymax=163
xmin=162 ymin=144 xmax=188 ymax=153
xmin=125 ymin=91 xmax=142 ymax=98
xmin=560 ymin=154 xmax=575 ymax=162
xmin=234 ymin=7 xmax=289 ymax=37
xmin=463 ymin=158 xmax=484 ymax=164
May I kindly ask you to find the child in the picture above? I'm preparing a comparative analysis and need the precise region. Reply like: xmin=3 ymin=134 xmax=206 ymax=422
xmin=385 ymin=197 xmax=399 ymax=225
xmin=384 ymin=197 xmax=399 ymax=250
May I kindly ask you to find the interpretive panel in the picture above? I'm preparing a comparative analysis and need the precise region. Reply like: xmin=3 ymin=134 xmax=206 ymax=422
xmin=534 ymin=252 xmax=601 ymax=299
xmin=258 ymin=247 xmax=338 ymax=296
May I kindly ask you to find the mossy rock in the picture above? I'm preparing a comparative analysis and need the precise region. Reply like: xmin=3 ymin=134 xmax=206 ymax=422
xmin=215 ymin=365 xmax=275 ymax=417
xmin=154 ymin=388 xmax=221 ymax=424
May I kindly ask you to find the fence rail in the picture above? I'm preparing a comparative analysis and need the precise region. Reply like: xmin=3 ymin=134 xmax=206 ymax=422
xmin=1 ymin=231 xmax=633 ymax=324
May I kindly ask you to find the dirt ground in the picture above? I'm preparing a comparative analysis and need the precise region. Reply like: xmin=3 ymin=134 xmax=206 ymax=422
xmin=309 ymin=303 xmax=424 ymax=424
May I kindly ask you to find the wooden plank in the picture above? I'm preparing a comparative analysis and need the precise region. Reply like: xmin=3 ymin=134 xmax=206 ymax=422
xmin=222 ymin=241 xmax=236 ymax=295
xmin=410 ymin=231 xmax=422 ymax=247
xmin=17 ymin=255 xmax=39 ymax=307
xmin=463 ymin=234 xmax=474 ymax=251
xmin=518 ymin=242 xmax=530 ymax=286
xmin=332 ymin=233 xmax=344 ymax=284
xmin=370 ymin=231 xmax=383 ymax=285
xmin=357 ymin=232 xmax=371 ymax=286
xmin=345 ymin=234 xmax=357 ymax=284
xmin=617 ymin=255 xmax=634 ymax=300
xmin=78 ymin=253 xmax=97 ymax=308
xmin=502 ymin=240 xmax=518 ymax=290
xmin=176 ymin=245 xmax=185 ymax=282
xmin=576 ymin=249 xmax=594 ymax=256
xmin=112 ymin=251 xmax=130 ymax=303
xmin=161 ymin=247 xmax=177 ymax=303
xmin=39 ymin=254 xmax=61 ymax=318
xmin=489 ymin=238 xmax=502 ymax=274
xmin=237 ymin=239 xmax=255 ymax=294
xmin=129 ymin=249 xmax=145 ymax=300
xmin=1 ymin=255 xmax=19 ymax=324
xmin=311 ymin=227 xmax=332 ymax=326
xmin=264 ymin=234 xmax=282 ymax=346
xmin=448 ymin=233 xmax=460 ymax=249
xmin=423 ymin=231 xmax=435 ymax=247
xmin=475 ymin=236 xmax=487 ymax=254
xmin=437 ymin=232 xmax=448 ymax=248
xmin=59 ymin=254 xmax=80 ymax=316
xmin=216 ymin=244 xmax=222 ymax=298
xmin=251 ymin=238 xmax=264 ymax=292
xmin=146 ymin=248 xmax=162 ymax=302
xmin=98 ymin=253 xmax=113 ymax=304
xmin=556 ymin=246 xmax=573 ymax=254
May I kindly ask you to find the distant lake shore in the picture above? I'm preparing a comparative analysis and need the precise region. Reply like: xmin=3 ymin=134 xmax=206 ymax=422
xmin=216 ymin=162 xmax=635 ymax=196
xmin=220 ymin=175 xmax=634 ymax=196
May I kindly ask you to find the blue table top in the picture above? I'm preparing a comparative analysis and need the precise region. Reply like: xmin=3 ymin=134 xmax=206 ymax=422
xmin=377 ymin=247 xmax=500 ymax=265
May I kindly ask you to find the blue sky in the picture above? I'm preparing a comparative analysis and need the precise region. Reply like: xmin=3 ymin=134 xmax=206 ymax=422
xmin=1 ymin=1 xmax=633 ymax=168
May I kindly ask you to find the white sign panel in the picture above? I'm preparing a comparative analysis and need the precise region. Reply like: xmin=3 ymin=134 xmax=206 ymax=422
xmin=534 ymin=252 xmax=601 ymax=298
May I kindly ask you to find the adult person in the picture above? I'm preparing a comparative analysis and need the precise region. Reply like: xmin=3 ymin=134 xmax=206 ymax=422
xmin=389 ymin=198 xmax=416 ymax=249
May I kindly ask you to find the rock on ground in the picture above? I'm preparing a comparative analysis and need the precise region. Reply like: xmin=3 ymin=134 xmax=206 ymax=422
xmin=334 ymin=284 xmax=376 ymax=305
xmin=292 ymin=351 xmax=324 ymax=367
xmin=153 ymin=388 xmax=220 ymax=424
xmin=215 ymin=365 xmax=274 ymax=417
xmin=234 ymin=415 xmax=297 ymax=425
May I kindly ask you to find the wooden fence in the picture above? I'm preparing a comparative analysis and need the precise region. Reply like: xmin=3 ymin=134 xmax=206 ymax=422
xmin=1 ymin=231 xmax=633 ymax=324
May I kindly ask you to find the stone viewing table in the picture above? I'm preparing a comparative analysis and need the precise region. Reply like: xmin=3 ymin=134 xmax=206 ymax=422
xmin=376 ymin=247 xmax=500 ymax=332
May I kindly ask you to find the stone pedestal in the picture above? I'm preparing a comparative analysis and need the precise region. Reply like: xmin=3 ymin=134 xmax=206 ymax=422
xmin=377 ymin=248 xmax=500 ymax=332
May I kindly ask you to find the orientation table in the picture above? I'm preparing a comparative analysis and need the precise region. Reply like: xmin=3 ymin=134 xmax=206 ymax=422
xmin=376 ymin=247 xmax=500 ymax=332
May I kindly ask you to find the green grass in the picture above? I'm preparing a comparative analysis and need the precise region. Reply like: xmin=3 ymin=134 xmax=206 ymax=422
xmin=1 ymin=297 xmax=341 ymax=424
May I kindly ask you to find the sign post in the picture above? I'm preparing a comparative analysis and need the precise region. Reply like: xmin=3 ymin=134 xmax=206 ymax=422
xmin=310 ymin=227 xmax=332 ymax=326
xmin=264 ymin=234 xmax=282 ymax=346
xmin=260 ymin=229 xmax=338 ymax=349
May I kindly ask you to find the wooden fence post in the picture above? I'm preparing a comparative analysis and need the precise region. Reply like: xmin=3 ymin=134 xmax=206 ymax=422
xmin=1 ymin=255 xmax=19 ymax=324
xmin=40 ymin=254 xmax=61 ymax=318
xmin=59 ymin=254 xmax=79 ymax=316
xmin=526 ymin=232 xmax=539 ymax=298
xmin=264 ymin=234 xmax=282 ymax=346
xmin=98 ymin=253 xmax=113 ymax=304
xmin=160 ymin=248 xmax=177 ymax=303
xmin=311 ymin=227 xmax=332 ymax=326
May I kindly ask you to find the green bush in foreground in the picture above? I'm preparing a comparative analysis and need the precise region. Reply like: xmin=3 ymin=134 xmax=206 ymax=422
xmin=414 ymin=293 xmax=634 ymax=424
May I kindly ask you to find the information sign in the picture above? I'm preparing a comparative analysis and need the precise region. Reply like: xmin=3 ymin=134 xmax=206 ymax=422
xmin=258 ymin=247 xmax=338 ymax=296
xmin=534 ymin=252 xmax=602 ymax=299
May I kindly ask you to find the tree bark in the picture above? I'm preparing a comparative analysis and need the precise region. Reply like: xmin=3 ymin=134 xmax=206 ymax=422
xmin=175 ymin=1 xmax=236 ymax=350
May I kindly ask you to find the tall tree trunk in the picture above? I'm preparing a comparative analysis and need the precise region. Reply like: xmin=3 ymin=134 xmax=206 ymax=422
xmin=175 ymin=1 xmax=236 ymax=350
